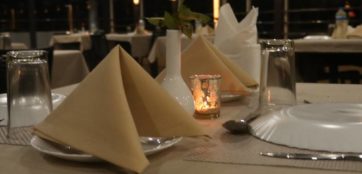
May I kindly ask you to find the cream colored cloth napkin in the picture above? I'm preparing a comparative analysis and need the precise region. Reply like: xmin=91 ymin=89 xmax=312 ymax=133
xmin=214 ymin=4 xmax=261 ymax=84
xmin=195 ymin=25 xmax=214 ymax=36
xmin=347 ymin=25 xmax=362 ymax=38
xmin=156 ymin=36 xmax=258 ymax=95
xmin=33 ymin=46 xmax=206 ymax=173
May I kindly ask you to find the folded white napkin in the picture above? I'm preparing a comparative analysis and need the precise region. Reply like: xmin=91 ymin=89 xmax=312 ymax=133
xmin=214 ymin=4 xmax=261 ymax=84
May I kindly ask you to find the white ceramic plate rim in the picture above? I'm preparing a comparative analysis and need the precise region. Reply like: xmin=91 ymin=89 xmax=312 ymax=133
xmin=250 ymin=103 xmax=362 ymax=153
xmin=30 ymin=135 xmax=182 ymax=162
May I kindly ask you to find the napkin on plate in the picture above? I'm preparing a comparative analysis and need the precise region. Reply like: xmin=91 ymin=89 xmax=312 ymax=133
xmin=156 ymin=36 xmax=258 ymax=95
xmin=33 ymin=46 xmax=206 ymax=173
xmin=214 ymin=4 xmax=261 ymax=84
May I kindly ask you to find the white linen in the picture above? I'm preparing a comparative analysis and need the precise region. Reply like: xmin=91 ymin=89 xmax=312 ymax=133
xmin=294 ymin=39 xmax=362 ymax=53
xmin=214 ymin=4 xmax=261 ymax=84
xmin=50 ymin=33 xmax=92 ymax=51
xmin=106 ymin=33 xmax=152 ymax=58
xmin=52 ymin=50 xmax=89 ymax=88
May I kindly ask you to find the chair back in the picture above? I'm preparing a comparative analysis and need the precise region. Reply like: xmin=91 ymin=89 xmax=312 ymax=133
xmin=87 ymin=30 xmax=110 ymax=70
xmin=54 ymin=42 xmax=81 ymax=50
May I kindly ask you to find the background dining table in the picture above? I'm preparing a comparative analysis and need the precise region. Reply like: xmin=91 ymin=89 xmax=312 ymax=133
xmin=294 ymin=38 xmax=362 ymax=83
xmin=50 ymin=32 xmax=92 ymax=51
xmin=0 ymin=83 xmax=361 ymax=174
xmin=51 ymin=50 xmax=89 ymax=88
xmin=106 ymin=33 xmax=152 ymax=58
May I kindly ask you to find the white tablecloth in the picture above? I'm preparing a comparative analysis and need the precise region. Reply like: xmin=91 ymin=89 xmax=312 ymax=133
xmin=106 ymin=33 xmax=152 ymax=58
xmin=51 ymin=50 xmax=89 ymax=88
xmin=11 ymin=42 xmax=28 ymax=50
xmin=50 ymin=32 xmax=92 ymax=51
xmin=294 ymin=39 xmax=362 ymax=53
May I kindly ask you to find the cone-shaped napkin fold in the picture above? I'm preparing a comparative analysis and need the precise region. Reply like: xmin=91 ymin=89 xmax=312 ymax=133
xmin=34 ymin=46 xmax=205 ymax=173
xmin=214 ymin=3 xmax=261 ymax=84
xmin=214 ymin=3 xmax=258 ymax=47
xmin=157 ymin=36 xmax=257 ymax=95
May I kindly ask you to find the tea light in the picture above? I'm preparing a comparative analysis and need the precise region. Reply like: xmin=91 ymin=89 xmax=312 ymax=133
xmin=190 ymin=74 xmax=221 ymax=119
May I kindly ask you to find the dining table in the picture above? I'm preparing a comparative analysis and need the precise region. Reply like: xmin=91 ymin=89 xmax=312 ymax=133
xmin=106 ymin=33 xmax=152 ymax=58
xmin=51 ymin=50 xmax=89 ymax=88
xmin=294 ymin=38 xmax=362 ymax=53
xmin=293 ymin=38 xmax=362 ymax=83
xmin=0 ymin=82 xmax=361 ymax=174
xmin=50 ymin=32 xmax=92 ymax=51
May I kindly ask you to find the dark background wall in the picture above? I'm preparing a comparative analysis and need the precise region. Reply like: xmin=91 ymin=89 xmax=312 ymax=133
xmin=0 ymin=0 xmax=361 ymax=38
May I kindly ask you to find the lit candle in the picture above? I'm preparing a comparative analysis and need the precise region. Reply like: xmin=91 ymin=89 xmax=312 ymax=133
xmin=66 ymin=4 xmax=74 ymax=33
xmin=213 ymin=0 xmax=220 ymax=28
xmin=190 ymin=74 xmax=221 ymax=119
xmin=10 ymin=9 xmax=15 ymax=30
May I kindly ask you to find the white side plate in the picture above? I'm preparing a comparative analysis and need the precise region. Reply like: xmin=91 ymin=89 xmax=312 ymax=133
xmin=250 ymin=103 xmax=362 ymax=153
xmin=31 ymin=135 xmax=182 ymax=162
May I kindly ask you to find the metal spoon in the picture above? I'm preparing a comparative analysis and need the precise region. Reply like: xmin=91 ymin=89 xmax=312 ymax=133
xmin=222 ymin=111 xmax=260 ymax=134
xmin=140 ymin=137 xmax=176 ymax=145
xmin=223 ymin=100 xmax=312 ymax=134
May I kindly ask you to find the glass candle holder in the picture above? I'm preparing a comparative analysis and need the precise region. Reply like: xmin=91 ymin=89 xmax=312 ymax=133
xmin=189 ymin=74 xmax=221 ymax=119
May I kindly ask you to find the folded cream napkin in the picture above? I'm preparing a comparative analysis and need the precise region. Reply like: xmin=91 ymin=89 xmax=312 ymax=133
xmin=195 ymin=25 xmax=214 ymax=36
xmin=156 ymin=36 xmax=258 ymax=95
xmin=347 ymin=25 xmax=362 ymax=38
xmin=33 ymin=46 xmax=205 ymax=173
xmin=214 ymin=3 xmax=261 ymax=84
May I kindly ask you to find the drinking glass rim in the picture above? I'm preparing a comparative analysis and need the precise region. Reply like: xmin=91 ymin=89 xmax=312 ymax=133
xmin=259 ymin=39 xmax=294 ymax=45
xmin=6 ymin=50 xmax=48 ymax=60
xmin=189 ymin=74 xmax=222 ymax=80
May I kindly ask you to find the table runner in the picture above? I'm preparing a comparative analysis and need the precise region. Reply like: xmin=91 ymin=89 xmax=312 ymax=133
xmin=0 ymin=126 xmax=32 ymax=146
xmin=185 ymin=129 xmax=362 ymax=172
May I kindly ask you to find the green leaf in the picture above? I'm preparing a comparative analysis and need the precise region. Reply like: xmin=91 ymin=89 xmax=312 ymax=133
xmin=163 ymin=11 xmax=179 ymax=29
xmin=190 ymin=12 xmax=210 ymax=25
xmin=146 ymin=0 xmax=210 ymax=38
xmin=180 ymin=22 xmax=193 ymax=38
xmin=146 ymin=17 xmax=164 ymax=27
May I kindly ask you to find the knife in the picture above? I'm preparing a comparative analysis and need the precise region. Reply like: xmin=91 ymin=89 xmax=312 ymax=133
xmin=260 ymin=152 xmax=362 ymax=161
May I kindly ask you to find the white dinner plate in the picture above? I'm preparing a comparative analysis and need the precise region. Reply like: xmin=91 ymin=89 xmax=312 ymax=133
xmin=30 ymin=135 xmax=182 ymax=162
xmin=250 ymin=103 xmax=362 ymax=153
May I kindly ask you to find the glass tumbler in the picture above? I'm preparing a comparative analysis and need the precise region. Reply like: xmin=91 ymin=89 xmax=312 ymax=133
xmin=6 ymin=50 xmax=52 ymax=138
xmin=189 ymin=74 xmax=221 ymax=119
xmin=259 ymin=39 xmax=296 ymax=112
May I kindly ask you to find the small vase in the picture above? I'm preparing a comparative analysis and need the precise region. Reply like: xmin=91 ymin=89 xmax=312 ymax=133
xmin=161 ymin=29 xmax=195 ymax=115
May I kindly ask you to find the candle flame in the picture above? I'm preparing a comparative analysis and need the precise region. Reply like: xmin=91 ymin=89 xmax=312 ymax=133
xmin=133 ymin=0 xmax=140 ymax=5
xmin=213 ymin=0 xmax=220 ymax=28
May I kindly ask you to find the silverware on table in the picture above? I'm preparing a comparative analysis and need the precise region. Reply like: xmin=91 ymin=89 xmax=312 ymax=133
xmin=222 ymin=111 xmax=260 ymax=134
xmin=260 ymin=152 xmax=362 ymax=161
